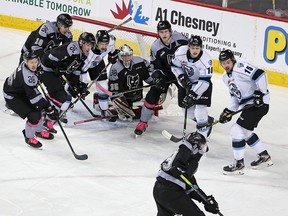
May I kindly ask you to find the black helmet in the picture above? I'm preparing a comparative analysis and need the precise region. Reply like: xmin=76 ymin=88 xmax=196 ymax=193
xmin=188 ymin=35 xmax=202 ymax=46
xmin=79 ymin=32 xmax=96 ymax=45
xmin=157 ymin=20 xmax=172 ymax=32
xmin=95 ymin=30 xmax=110 ymax=44
xmin=186 ymin=132 xmax=206 ymax=147
xmin=23 ymin=51 xmax=38 ymax=63
xmin=57 ymin=13 xmax=73 ymax=28
xmin=219 ymin=49 xmax=235 ymax=62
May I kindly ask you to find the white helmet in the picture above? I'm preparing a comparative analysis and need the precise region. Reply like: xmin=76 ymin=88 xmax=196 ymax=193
xmin=118 ymin=44 xmax=133 ymax=68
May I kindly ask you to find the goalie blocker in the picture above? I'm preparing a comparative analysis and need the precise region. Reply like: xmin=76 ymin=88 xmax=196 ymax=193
xmin=93 ymin=92 xmax=163 ymax=120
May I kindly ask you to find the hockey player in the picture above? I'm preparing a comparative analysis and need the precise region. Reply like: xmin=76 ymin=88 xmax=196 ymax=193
xmin=153 ymin=132 xmax=220 ymax=216
xmin=81 ymin=30 xmax=119 ymax=122
xmin=218 ymin=49 xmax=273 ymax=175
xmin=20 ymin=13 xmax=73 ymax=63
xmin=134 ymin=20 xmax=188 ymax=135
xmin=40 ymin=32 xmax=95 ymax=123
xmin=171 ymin=36 xmax=214 ymax=139
xmin=108 ymin=44 xmax=153 ymax=121
xmin=3 ymin=51 xmax=57 ymax=148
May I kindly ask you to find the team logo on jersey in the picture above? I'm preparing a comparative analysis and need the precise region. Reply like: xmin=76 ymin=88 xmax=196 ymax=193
xmin=110 ymin=0 xmax=150 ymax=25
xmin=229 ymin=82 xmax=241 ymax=99
xmin=127 ymin=74 xmax=140 ymax=89
xmin=166 ymin=54 xmax=174 ymax=65
xmin=109 ymin=68 xmax=118 ymax=81
xmin=208 ymin=60 xmax=212 ymax=66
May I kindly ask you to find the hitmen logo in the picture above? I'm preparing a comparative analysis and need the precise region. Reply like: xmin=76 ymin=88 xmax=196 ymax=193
xmin=110 ymin=0 xmax=149 ymax=25
xmin=263 ymin=26 xmax=288 ymax=65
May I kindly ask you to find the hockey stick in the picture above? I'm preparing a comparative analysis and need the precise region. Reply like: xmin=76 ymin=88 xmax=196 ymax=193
xmin=180 ymin=174 xmax=224 ymax=216
xmin=87 ymin=62 xmax=111 ymax=90
xmin=162 ymin=104 xmax=255 ymax=143
xmin=110 ymin=80 xmax=176 ymax=100
xmin=38 ymin=82 xmax=88 ymax=160
xmin=107 ymin=17 xmax=132 ymax=33
xmin=73 ymin=114 xmax=118 ymax=125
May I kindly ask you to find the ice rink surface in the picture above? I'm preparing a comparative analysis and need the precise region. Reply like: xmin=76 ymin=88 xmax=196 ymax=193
xmin=0 ymin=27 xmax=288 ymax=216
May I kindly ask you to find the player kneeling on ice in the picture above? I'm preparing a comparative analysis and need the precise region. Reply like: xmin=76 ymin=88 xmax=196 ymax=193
xmin=3 ymin=51 xmax=58 ymax=149
xmin=108 ymin=44 xmax=154 ymax=121
xmin=218 ymin=49 xmax=273 ymax=175
xmin=153 ymin=132 xmax=222 ymax=216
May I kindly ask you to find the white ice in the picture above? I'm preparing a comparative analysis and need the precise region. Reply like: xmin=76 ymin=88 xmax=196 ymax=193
xmin=0 ymin=27 xmax=288 ymax=216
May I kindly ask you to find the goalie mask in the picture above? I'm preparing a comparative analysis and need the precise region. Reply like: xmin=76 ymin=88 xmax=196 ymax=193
xmin=118 ymin=44 xmax=133 ymax=69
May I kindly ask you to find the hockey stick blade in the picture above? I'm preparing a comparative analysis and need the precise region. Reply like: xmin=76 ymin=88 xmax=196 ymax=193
xmin=162 ymin=130 xmax=183 ymax=142
xmin=74 ymin=153 xmax=88 ymax=160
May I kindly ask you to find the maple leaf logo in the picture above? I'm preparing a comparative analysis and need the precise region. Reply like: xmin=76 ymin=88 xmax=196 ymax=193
xmin=111 ymin=0 xmax=150 ymax=25
xmin=110 ymin=0 xmax=130 ymax=20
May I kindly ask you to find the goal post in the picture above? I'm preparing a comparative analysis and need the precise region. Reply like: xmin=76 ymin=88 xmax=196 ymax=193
xmin=71 ymin=15 xmax=158 ymax=60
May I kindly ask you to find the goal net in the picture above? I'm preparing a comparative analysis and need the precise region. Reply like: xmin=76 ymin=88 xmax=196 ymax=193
xmin=71 ymin=16 xmax=158 ymax=60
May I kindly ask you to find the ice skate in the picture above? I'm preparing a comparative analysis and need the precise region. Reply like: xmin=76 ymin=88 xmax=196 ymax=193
xmin=134 ymin=121 xmax=148 ymax=136
xmin=59 ymin=111 xmax=68 ymax=124
xmin=22 ymin=130 xmax=42 ymax=149
xmin=35 ymin=130 xmax=54 ymax=140
xmin=223 ymin=159 xmax=245 ymax=175
xmin=251 ymin=150 xmax=273 ymax=169
xmin=43 ymin=119 xmax=57 ymax=134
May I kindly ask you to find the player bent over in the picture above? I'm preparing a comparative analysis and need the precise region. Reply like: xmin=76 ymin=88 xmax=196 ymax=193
xmin=3 ymin=51 xmax=58 ymax=148
xmin=218 ymin=49 xmax=273 ymax=175
xmin=171 ymin=35 xmax=214 ymax=139
xmin=40 ymin=32 xmax=95 ymax=124
xmin=153 ymin=132 xmax=221 ymax=216
xmin=108 ymin=44 xmax=153 ymax=121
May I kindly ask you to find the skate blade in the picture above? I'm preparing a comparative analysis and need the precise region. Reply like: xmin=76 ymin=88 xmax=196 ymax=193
xmin=251 ymin=160 xmax=274 ymax=170
xmin=223 ymin=169 xmax=244 ymax=175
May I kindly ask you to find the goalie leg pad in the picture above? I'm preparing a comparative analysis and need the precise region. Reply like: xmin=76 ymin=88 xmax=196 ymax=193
xmin=112 ymin=98 xmax=135 ymax=120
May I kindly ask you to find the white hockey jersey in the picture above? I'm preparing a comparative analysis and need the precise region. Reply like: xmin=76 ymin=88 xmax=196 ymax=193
xmin=171 ymin=46 xmax=213 ymax=98
xmin=222 ymin=61 xmax=270 ymax=111
xmin=81 ymin=35 xmax=116 ymax=72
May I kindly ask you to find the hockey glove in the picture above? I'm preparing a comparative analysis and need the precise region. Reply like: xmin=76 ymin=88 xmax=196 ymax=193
xmin=182 ymin=90 xmax=197 ymax=108
xmin=45 ymin=106 xmax=59 ymax=120
xmin=204 ymin=195 xmax=219 ymax=214
xmin=67 ymin=86 xmax=79 ymax=98
xmin=253 ymin=90 xmax=264 ymax=108
xmin=108 ymin=49 xmax=120 ymax=64
xmin=219 ymin=108 xmax=234 ymax=123
xmin=79 ymin=82 xmax=90 ymax=99
xmin=178 ymin=74 xmax=192 ymax=90
xmin=151 ymin=69 xmax=167 ymax=91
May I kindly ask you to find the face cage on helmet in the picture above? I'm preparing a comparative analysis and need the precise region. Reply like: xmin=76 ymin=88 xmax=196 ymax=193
xmin=119 ymin=55 xmax=132 ymax=68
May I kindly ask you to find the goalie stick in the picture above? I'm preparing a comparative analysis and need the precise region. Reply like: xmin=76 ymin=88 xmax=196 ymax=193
xmin=73 ymin=114 xmax=118 ymax=125
xmin=162 ymin=104 xmax=255 ymax=143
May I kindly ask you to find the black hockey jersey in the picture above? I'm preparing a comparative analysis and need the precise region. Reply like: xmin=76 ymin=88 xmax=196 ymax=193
xmin=108 ymin=56 xmax=152 ymax=102
xmin=41 ymin=41 xmax=87 ymax=75
xmin=150 ymin=31 xmax=188 ymax=80
xmin=3 ymin=63 xmax=50 ymax=110
xmin=21 ymin=21 xmax=73 ymax=57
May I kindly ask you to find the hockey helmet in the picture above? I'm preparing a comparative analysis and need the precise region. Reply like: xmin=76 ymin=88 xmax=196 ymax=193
xmin=79 ymin=32 xmax=96 ymax=45
xmin=188 ymin=35 xmax=202 ymax=47
xmin=118 ymin=44 xmax=133 ymax=68
xmin=157 ymin=20 xmax=172 ymax=32
xmin=23 ymin=51 xmax=39 ymax=64
xmin=95 ymin=30 xmax=110 ymax=44
xmin=57 ymin=13 xmax=73 ymax=28
xmin=186 ymin=132 xmax=206 ymax=147
xmin=219 ymin=49 xmax=235 ymax=62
